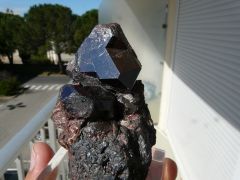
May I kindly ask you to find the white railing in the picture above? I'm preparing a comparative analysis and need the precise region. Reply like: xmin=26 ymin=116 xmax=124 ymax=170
xmin=0 ymin=95 xmax=68 ymax=180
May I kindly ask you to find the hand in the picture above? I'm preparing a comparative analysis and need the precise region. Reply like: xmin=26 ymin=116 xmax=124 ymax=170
xmin=147 ymin=156 xmax=177 ymax=180
xmin=26 ymin=142 xmax=177 ymax=180
xmin=25 ymin=142 xmax=57 ymax=180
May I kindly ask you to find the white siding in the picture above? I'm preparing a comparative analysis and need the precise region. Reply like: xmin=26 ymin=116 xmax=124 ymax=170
xmin=167 ymin=0 xmax=240 ymax=180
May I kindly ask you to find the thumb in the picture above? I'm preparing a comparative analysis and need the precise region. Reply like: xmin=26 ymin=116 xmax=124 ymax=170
xmin=162 ymin=158 xmax=178 ymax=180
xmin=25 ymin=142 xmax=57 ymax=180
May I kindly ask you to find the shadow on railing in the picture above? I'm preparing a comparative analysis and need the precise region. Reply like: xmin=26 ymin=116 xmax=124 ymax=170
xmin=0 ymin=95 xmax=68 ymax=180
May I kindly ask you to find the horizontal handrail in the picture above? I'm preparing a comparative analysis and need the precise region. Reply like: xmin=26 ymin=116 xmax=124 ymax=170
xmin=0 ymin=95 xmax=58 ymax=176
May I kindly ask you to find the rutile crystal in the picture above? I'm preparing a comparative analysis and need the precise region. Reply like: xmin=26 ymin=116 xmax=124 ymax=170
xmin=67 ymin=23 xmax=141 ymax=90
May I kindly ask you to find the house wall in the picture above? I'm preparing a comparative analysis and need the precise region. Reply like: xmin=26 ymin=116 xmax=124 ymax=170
xmin=0 ymin=50 xmax=22 ymax=64
xmin=158 ymin=0 xmax=178 ymax=133
xmin=47 ymin=51 xmax=74 ymax=65
xmin=164 ymin=0 xmax=240 ymax=180
xmin=99 ymin=0 xmax=167 ymax=123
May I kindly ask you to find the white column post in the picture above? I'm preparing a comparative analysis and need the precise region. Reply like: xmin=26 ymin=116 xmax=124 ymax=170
xmin=48 ymin=119 xmax=57 ymax=151
xmin=40 ymin=128 xmax=46 ymax=142
xmin=15 ymin=154 xmax=25 ymax=180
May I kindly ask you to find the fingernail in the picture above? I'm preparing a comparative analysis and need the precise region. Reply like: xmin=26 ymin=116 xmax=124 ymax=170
xmin=29 ymin=145 xmax=37 ymax=171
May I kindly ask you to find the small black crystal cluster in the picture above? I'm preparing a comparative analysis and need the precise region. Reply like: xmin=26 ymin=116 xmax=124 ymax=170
xmin=52 ymin=23 xmax=156 ymax=180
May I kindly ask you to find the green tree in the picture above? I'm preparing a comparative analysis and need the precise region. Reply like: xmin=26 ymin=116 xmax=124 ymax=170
xmin=73 ymin=9 xmax=98 ymax=48
xmin=0 ymin=12 xmax=23 ymax=64
xmin=17 ymin=21 xmax=33 ymax=64
xmin=25 ymin=4 xmax=75 ymax=72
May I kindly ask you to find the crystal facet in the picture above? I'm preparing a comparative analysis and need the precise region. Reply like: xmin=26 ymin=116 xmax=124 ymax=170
xmin=67 ymin=23 xmax=141 ymax=89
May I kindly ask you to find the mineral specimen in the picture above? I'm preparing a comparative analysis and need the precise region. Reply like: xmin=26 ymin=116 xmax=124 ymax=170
xmin=52 ymin=23 xmax=156 ymax=180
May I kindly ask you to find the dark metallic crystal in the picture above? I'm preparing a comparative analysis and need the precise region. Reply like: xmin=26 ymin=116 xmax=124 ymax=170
xmin=67 ymin=23 xmax=141 ymax=89
xmin=52 ymin=23 xmax=156 ymax=180
xmin=59 ymin=84 xmax=94 ymax=119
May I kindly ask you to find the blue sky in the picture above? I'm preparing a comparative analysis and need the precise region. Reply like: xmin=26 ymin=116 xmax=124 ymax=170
xmin=0 ymin=0 xmax=102 ymax=16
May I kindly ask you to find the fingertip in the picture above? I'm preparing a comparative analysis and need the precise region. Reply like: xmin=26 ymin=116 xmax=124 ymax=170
xmin=34 ymin=141 xmax=54 ymax=154
xmin=146 ymin=160 xmax=163 ymax=180
xmin=34 ymin=142 xmax=54 ymax=159
xmin=162 ymin=158 xmax=178 ymax=180
xmin=26 ymin=142 xmax=55 ymax=180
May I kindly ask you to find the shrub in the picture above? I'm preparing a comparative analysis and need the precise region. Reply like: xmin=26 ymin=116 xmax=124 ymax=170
xmin=30 ymin=54 xmax=53 ymax=65
xmin=0 ymin=76 xmax=20 ymax=95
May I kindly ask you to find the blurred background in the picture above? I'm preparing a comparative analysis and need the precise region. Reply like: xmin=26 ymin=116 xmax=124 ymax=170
xmin=0 ymin=0 xmax=99 ymax=95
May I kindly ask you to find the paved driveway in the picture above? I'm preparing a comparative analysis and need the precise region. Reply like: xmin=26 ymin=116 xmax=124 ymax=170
xmin=0 ymin=75 xmax=69 ymax=149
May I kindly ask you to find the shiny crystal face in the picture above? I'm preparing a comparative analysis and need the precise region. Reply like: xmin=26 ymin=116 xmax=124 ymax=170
xmin=67 ymin=23 xmax=141 ymax=90
xmin=59 ymin=84 xmax=94 ymax=119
